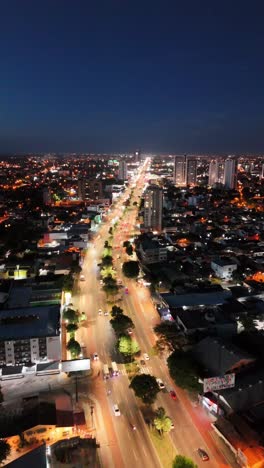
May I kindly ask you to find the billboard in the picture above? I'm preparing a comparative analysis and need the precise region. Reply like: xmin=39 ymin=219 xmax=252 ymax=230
xmin=203 ymin=374 xmax=235 ymax=393
xmin=61 ymin=358 xmax=90 ymax=373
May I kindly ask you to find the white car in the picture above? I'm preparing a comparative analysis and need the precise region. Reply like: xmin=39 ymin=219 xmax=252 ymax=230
xmin=104 ymin=311 xmax=109 ymax=316
xmin=143 ymin=353 xmax=150 ymax=361
xmin=80 ymin=274 xmax=85 ymax=281
xmin=113 ymin=404 xmax=121 ymax=416
xmin=156 ymin=378 xmax=165 ymax=389
xmin=100 ymin=280 xmax=103 ymax=285
xmin=93 ymin=352 xmax=99 ymax=361
xmin=98 ymin=309 xmax=103 ymax=315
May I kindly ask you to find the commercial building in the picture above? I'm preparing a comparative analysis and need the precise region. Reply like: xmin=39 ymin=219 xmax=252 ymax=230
xmin=208 ymin=160 xmax=225 ymax=186
xmin=138 ymin=238 xmax=167 ymax=264
xmin=223 ymin=157 xmax=238 ymax=189
xmin=118 ymin=160 xmax=128 ymax=181
xmin=143 ymin=185 xmax=163 ymax=232
xmin=211 ymin=257 xmax=237 ymax=280
xmin=0 ymin=305 xmax=61 ymax=366
xmin=185 ymin=157 xmax=197 ymax=185
xmin=77 ymin=178 xmax=103 ymax=201
xmin=174 ymin=156 xmax=186 ymax=186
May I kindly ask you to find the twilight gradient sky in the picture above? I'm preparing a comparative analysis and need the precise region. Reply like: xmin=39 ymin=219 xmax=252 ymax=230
xmin=1 ymin=0 xmax=264 ymax=154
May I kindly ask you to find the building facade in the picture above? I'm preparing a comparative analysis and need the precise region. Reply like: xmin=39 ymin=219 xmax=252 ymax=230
xmin=223 ymin=157 xmax=238 ymax=189
xmin=118 ymin=160 xmax=128 ymax=180
xmin=208 ymin=160 xmax=225 ymax=186
xmin=174 ymin=156 xmax=186 ymax=186
xmin=143 ymin=185 xmax=163 ymax=232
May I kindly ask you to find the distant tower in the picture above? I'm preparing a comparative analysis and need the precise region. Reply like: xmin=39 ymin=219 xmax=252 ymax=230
xmin=134 ymin=150 xmax=141 ymax=162
xmin=174 ymin=156 xmax=186 ymax=186
xmin=260 ymin=162 xmax=264 ymax=180
xmin=224 ymin=157 xmax=238 ymax=189
xmin=185 ymin=157 xmax=197 ymax=186
xmin=143 ymin=185 xmax=163 ymax=232
xmin=78 ymin=178 xmax=86 ymax=200
xmin=208 ymin=160 xmax=225 ymax=186
xmin=43 ymin=186 xmax=51 ymax=205
xmin=118 ymin=160 xmax=128 ymax=181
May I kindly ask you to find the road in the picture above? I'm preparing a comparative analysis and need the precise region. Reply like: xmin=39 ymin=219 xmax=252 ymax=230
xmin=74 ymin=160 xmax=229 ymax=468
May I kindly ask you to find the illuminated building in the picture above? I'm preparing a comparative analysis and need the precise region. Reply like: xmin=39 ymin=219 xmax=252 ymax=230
xmin=143 ymin=185 xmax=163 ymax=231
xmin=223 ymin=157 xmax=238 ymax=189
xmin=78 ymin=178 xmax=103 ymax=200
xmin=185 ymin=157 xmax=197 ymax=185
xmin=118 ymin=160 xmax=128 ymax=180
xmin=208 ymin=159 xmax=225 ymax=186
xmin=174 ymin=155 xmax=186 ymax=186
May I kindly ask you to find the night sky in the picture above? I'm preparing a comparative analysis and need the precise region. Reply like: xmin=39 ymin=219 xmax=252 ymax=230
xmin=1 ymin=1 xmax=264 ymax=154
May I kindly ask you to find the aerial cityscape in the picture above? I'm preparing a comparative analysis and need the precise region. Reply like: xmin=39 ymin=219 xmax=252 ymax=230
xmin=0 ymin=2 xmax=264 ymax=468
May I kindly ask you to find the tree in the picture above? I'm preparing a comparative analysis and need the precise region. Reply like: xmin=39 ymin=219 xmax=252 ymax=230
xmin=154 ymin=323 xmax=188 ymax=351
xmin=122 ymin=260 xmax=139 ymax=279
xmin=123 ymin=240 xmax=130 ymax=248
xmin=109 ymin=227 xmax=113 ymax=235
xmin=153 ymin=407 xmax=173 ymax=435
xmin=62 ymin=274 xmax=74 ymax=292
xmin=118 ymin=336 xmax=140 ymax=360
xmin=239 ymin=314 xmax=256 ymax=331
xmin=101 ymin=255 xmax=113 ymax=267
xmin=172 ymin=455 xmax=198 ymax=468
xmin=104 ymin=241 xmax=109 ymax=248
xmin=167 ymin=351 xmax=202 ymax=393
xmin=0 ymin=440 xmax=11 ymax=465
xmin=66 ymin=338 xmax=81 ymax=358
xmin=111 ymin=314 xmax=134 ymax=336
xmin=111 ymin=305 xmax=124 ymax=318
xmin=103 ymin=283 xmax=119 ymax=297
xmin=66 ymin=323 xmax=78 ymax=334
xmin=130 ymin=374 xmax=160 ymax=405
xmin=126 ymin=245 xmax=133 ymax=256
xmin=63 ymin=308 xmax=79 ymax=323
xmin=133 ymin=201 xmax=138 ymax=206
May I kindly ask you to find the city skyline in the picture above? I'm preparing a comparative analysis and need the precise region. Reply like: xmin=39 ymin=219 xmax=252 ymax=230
xmin=1 ymin=1 xmax=264 ymax=153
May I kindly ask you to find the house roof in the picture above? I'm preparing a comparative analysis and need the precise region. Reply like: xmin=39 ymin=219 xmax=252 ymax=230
xmin=192 ymin=336 xmax=255 ymax=376
xmin=161 ymin=290 xmax=232 ymax=308
xmin=220 ymin=367 xmax=264 ymax=412
xmin=0 ymin=305 xmax=60 ymax=340
xmin=176 ymin=308 xmax=235 ymax=330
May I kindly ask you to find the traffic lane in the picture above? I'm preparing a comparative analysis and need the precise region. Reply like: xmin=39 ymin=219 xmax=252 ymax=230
xmin=106 ymin=372 xmax=161 ymax=468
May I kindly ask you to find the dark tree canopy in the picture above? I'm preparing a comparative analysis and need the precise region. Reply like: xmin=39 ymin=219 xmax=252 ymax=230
xmin=111 ymin=305 xmax=124 ymax=318
xmin=110 ymin=314 xmax=134 ymax=336
xmin=63 ymin=308 xmax=79 ymax=323
xmin=66 ymin=338 xmax=81 ymax=358
xmin=167 ymin=351 xmax=202 ymax=393
xmin=129 ymin=374 xmax=160 ymax=405
xmin=122 ymin=260 xmax=139 ymax=278
xmin=0 ymin=440 xmax=11 ymax=465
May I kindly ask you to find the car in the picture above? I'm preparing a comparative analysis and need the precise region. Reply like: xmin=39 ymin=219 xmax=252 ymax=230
xmin=98 ymin=309 xmax=103 ymax=315
xmin=113 ymin=404 xmax=121 ymax=416
xmin=80 ymin=274 xmax=85 ymax=281
xmin=170 ymin=420 xmax=174 ymax=429
xmin=127 ymin=328 xmax=133 ymax=335
xmin=100 ymin=280 xmax=103 ymax=285
xmin=104 ymin=311 xmax=109 ymax=316
xmin=93 ymin=352 xmax=99 ymax=361
xmin=125 ymin=287 xmax=129 ymax=294
xmin=156 ymin=378 xmax=165 ymax=389
xmin=140 ymin=359 xmax=146 ymax=365
xmin=170 ymin=390 xmax=177 ymax=400
xmin=143 ymin=353 xmax=150 ymax=361
xmin=198 ymin=449 xmax=209 ymax=461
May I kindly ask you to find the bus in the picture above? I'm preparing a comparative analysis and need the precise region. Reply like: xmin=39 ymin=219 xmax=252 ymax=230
xmin=103 ymin=364 xmax=110 ymax=379
xmin=111 ymin=362 xmax=119 ymax=376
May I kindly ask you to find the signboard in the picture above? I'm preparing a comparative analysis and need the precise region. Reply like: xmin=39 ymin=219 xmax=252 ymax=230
xmin=203 ymin=374 xmax=235 ymax=393
xmin=61 ymin=358 xmax=90 ymax=373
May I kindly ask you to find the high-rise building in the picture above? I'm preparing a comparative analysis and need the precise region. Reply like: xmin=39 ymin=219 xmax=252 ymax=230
xmin=185 ymin=157 xmax=197 ymax=186
xmin=174 ymin=156 xmax=186 ymax=186
xmin=118 ymin=160 xmax=128 ymax=180
xmin=223 ymin=157 xmax=238 ymax=189
xmin=143 ymin=185 xmax=163 ymax=232
xmin=78 ymin=178 xmax=103 ymax=200
xmin=42 ymin=186 xmax=51 ymax=205
xmin=208 ymin=160 xmax=225 ymax=186
xmin=260 ymin=162 xmax=264 ymax=180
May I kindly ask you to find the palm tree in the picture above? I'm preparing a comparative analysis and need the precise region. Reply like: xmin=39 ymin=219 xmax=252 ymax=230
xmin=153 ymin=407 xmax=173 ymax=436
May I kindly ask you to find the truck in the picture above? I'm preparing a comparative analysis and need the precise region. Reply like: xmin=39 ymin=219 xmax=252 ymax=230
xmin=111 ymin=361 xmax=119 ymax=376
xmin=103 ymin=364 xmax=110 ymax=379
